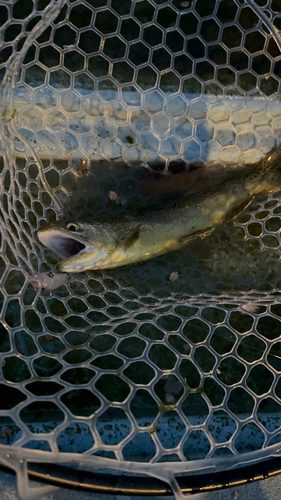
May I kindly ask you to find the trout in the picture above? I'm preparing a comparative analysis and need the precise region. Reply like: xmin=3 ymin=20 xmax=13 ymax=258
xmin=37 ymin=147 xmax=281 ymax=273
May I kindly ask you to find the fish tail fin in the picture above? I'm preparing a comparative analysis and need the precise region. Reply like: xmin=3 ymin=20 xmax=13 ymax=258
xmin=260 ymin=145 xmax=281 ymax=176
xmin=246 ymin=145 xmax=281 ymax=196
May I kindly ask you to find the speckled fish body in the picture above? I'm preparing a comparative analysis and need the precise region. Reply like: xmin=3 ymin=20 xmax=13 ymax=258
xmin=37 ymin=146 xmax=281 ymax=273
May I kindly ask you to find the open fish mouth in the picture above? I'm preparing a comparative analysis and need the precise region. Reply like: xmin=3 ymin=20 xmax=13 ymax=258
xmin=37 ymin=229 xmax=89 ymax=260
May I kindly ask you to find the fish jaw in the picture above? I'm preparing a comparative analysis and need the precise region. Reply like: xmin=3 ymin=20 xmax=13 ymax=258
xmin=37 ymin=226 xmax=107 ymax=272
xmin=37 ymin=227 xmax=91 ymax=258
xmin=57 ymin=248 xmax=109 ymax=273
xmin=57 ymin=245 xmax=138 ymax=272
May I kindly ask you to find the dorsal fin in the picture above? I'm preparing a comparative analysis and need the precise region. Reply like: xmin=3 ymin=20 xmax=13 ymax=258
xmin=119 ymin=224 xmax=141 ymax=250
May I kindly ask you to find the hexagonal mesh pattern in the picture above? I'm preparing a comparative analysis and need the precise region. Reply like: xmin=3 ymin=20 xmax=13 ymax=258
xmin=1 ymin=0 xmax=281 ymax=498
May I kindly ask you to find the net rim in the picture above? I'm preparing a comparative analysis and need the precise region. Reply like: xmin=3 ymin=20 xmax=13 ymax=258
xmin=1 ymin=451 xmax=281 ymax=496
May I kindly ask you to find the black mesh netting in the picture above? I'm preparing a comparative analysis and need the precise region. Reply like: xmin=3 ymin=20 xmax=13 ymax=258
xmin=1 ymin=1 xmax=281 ymax=499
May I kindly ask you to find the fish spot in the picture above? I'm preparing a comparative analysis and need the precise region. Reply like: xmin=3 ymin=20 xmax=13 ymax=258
xmin=212 ymin=210 xmax=226 ymax=225
xmin=166 ymin=239 xmax=177 ymax=249
xmin=204 ymin=198 xmax=216 ymax=208
xmin=218 ymin=194 xmax=226 ymax=204
xmin=246 ymin=179 xmax=272 ymax=196
xmin=226 ymin=196 xmax=236 ymax=208
xmin=245 ymin=180 xmax=257 ymax=195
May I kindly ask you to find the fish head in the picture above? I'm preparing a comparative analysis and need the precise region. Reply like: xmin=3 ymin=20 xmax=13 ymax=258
xmin=37 ymin=221 xmax=115 ymax=273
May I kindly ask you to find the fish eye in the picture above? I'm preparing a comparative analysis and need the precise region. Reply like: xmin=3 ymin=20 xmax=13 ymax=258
xmin=66 ymin=222 xmax=79 ymax=232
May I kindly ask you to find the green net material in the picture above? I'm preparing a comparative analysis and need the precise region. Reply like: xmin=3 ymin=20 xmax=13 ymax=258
xmin=1 ymin=1 xmax=281 ymax=499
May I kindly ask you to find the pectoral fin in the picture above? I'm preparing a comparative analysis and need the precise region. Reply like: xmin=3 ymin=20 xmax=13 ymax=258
xmin=120 ymin=224 xmax=141 ymax=250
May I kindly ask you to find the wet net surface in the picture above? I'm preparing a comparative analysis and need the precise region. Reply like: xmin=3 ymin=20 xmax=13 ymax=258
xmin=1 ymin=0 xmax=281 ymax=498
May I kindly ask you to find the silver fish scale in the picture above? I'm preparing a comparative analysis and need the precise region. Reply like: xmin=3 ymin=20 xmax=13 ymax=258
xmin=1 ymin=0 xmax=281 ymax=498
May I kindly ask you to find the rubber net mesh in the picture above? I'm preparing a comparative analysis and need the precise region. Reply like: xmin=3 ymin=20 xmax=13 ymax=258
xmin=1 ymin=0 xmax=281 ymax=499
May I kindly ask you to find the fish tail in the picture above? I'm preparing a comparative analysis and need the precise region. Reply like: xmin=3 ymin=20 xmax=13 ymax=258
xmin=261 ymin=145 xmax=281 ymax=178
xmin=246 ymin=145 xmax=281 ymax=196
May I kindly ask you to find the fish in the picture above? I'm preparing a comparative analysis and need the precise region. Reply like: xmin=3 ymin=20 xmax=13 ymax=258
xmin=29 ymin=272 xmax=68 ymax=291
xmin=37 ymin=146 xmax=281 ymax=273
